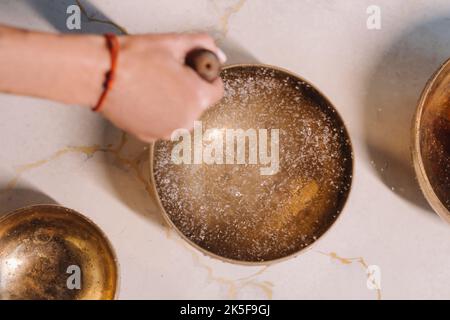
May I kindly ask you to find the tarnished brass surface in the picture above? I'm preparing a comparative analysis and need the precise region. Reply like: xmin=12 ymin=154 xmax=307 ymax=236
xmin=152 ymin=65 xmax=353 ymax=264
xmin=0 ymin=205 xmax=118 ymax=300
xmin=413 ymin=58 xmax=450 ymax=223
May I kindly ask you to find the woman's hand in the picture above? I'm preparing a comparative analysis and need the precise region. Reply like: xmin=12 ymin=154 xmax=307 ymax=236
xmin=100 ymin=33 xmax=225 ymax=142
xmin=0 ymin=25 xmax=225 ymax=142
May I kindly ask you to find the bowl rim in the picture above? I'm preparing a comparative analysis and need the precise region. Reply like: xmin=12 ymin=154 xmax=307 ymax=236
xmin=150 ymin=63 xmax=355 ymax=266
xmin=411 ymin=58 xmax=450 ymax=224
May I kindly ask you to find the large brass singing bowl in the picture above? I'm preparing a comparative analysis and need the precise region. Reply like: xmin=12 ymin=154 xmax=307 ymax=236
xmin=151 ymin=64 xmax=353 ymax=264
xmin=0 ymin=205 xmax=118 ymax=300
xmin=412 ymin=58 xmax=450 ymax=223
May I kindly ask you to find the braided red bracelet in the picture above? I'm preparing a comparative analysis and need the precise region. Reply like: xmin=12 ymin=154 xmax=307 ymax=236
xmin=92 ymin=33 xmax=120 ymax=112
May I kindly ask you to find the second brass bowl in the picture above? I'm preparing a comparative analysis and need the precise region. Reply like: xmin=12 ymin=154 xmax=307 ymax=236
xmin=412 ymin=58 xmax=450 ymax=223
xmin=0 ymin=205 xmax=118 ymax=300
xmin=151 ymin=64 xmax=353 ymax=264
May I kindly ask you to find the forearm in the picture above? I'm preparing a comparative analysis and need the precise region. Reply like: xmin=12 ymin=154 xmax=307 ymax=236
xmin=0 ymin=24 xmax=109 ymax=107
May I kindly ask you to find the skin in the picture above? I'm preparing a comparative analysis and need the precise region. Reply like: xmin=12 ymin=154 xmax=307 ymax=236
xmin=0 ymin=25 xmax=225 ymax=142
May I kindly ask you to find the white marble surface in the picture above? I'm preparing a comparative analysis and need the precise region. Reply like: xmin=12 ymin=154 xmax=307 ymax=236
xmin=0 ymin=0 xmax=450 ymax=299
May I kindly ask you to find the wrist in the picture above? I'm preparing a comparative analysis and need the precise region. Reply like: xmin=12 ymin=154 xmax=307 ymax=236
xmin=48 ymin=33 xmax=111 ymax=107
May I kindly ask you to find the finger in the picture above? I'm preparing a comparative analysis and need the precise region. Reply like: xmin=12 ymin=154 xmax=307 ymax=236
xmin=136 ymin=133 xmax=156 ymax=144
xmin=197 ymin=77 xmax=224 ymax=110
xmin=184 ymin=67 xmax=224 ymax=110
xmin=207 ymin=77 xmax=224 ymax=105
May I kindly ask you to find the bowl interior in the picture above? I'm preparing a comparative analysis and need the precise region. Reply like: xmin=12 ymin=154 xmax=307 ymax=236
xmin=153 ymin=65 xmax=353 ymax=263
xmin=0 ymin=205 xmax=118 ymax=299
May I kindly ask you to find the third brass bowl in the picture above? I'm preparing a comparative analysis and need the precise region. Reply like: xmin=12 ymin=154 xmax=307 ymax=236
xmin=412 ymin=58 xmax=450 ymax=223
xmin=151 ymin=65 xmax=353 ymax=264
xmin=0 ymin=205 xmax=118 ymax=299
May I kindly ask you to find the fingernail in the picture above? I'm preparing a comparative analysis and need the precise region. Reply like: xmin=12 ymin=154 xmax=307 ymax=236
xmin=217 ymin=48 xmax=227 ymax=63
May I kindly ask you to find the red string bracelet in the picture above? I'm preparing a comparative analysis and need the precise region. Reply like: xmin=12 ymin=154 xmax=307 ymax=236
xmin=92 ymin=33 xmax=120 ymax=112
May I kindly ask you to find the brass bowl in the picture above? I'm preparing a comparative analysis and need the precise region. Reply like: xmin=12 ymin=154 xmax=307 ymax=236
xmin=151 ymin=64 xmax=353 ymax=264
xmin=412 ymin=58 xmax=450 ymax=223
xmin=0 ymin=205 xmax=119 ymax=299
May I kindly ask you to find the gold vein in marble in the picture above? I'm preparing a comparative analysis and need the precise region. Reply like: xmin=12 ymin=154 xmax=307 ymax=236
xmin=103 ymin=133 xmax=153 ymax=198
xmin=318 ymin=251 xmax=382 ymax=300
xmin=1 ymin=145 xmax=101 ymax=193
xmin=168 ymin=227 xmax=272 ymax=299
xmin=76 ymin=0 xmax=129 ymax=34
xmin=0 ymin=132 xmax=151 ymax=197
xmin=212 ymin=0 xmax=247 ymax=40
xmin=187 ymin=243 xmax=273 ymax=299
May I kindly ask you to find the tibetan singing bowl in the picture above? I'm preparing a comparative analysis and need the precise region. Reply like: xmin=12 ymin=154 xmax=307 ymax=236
xmin=151 ymin=64 xmax=353 ymax=264
xmin=412 ymin=58 xmax=450 ymax=223
xmin=0 ymin=205 xmax=118 ymax=299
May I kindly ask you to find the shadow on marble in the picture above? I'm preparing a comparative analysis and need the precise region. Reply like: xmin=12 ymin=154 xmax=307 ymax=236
xmin=100 ymin=123 xmax=166 ymax=228
xmin=0 ymin=185 xmax=57 ymax=217
xmin=220 ymin=38 xmax=260 ymax=65
xmin=363 ymin=15 xmax=450 ymax=213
